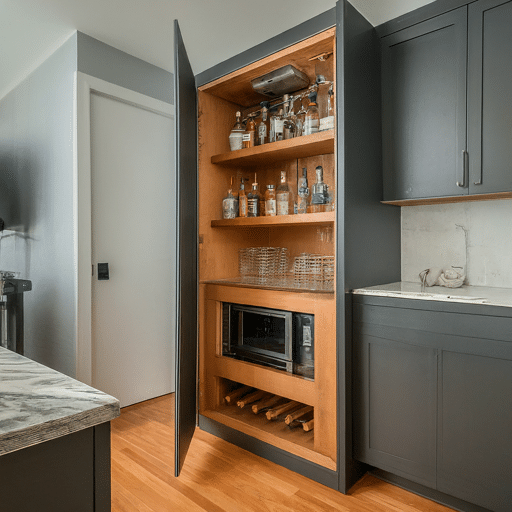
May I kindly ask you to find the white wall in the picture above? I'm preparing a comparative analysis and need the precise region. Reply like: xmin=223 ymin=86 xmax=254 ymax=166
xmin=401 ymin=200 xmax=512 ymax=288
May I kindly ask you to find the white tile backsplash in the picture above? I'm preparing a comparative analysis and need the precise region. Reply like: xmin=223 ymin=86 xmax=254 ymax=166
xmin=401 ymin=199 xmax=512 ymax=288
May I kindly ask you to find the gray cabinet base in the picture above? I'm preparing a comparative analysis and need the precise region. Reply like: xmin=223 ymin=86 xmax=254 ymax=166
xmin=198 ymin=414 xmax=338 ymax=491
xmin=371 ymin=469 xmax=492 ymax=512
xmin=0 ymin=422 xmax=111 ymax=512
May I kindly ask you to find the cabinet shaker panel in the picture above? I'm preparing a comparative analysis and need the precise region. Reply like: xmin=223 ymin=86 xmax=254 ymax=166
xmin=438 ymin=350 xmax=512 ymax=512
xmin=353 ymin=330 xmax=437 ymax=488
xmin=381 ymin=8 xmax=467 ymax=201
xmin=468 ymin=0 xmax=512 ymax=194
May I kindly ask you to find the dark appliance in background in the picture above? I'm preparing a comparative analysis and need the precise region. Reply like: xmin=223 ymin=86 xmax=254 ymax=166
xmin=0 ymin=271 xmax=32 ymax=355
xmin=222 ymin=303 xmax=314 ymax=379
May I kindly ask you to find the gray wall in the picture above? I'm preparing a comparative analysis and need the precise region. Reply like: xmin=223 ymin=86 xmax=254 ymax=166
xmin=0 ymin=33 xmax=78 ymax=375
xmin=77 ymin=32 xmax=173 ymax=104
xmin=0 ymin=31 xmax=173 ymax=378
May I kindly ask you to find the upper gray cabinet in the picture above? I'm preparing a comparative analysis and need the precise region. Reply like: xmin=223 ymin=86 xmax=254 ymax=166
xmin=381 ymin=8 xmax=468 ymax=202
xmin=467 ymin=0 xmax=512 ymax=195
xmin=382 ymin=0 xmax=512 ymax=203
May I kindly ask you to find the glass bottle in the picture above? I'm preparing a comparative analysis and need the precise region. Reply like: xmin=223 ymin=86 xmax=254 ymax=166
xmin=222 ymin=177 xmax=239 ymax=219
xmin=295 ymin=96 xmax=307 ymax=138
xmin=277 ymin=170 xmax=293 ymax=215
xmin=269 ymin=106 xmax=277 ymax=143
xmin=264 ymin=185 xmax=277 ymax=216
xmin=310 ymin=165 xmax=328 ymax=212
xmin=247 ymin=173 xmax=260 ymax=218
xmin=274 ymin=108 xmax=285 ymax=142
xmin=303 ymin=92 xmax=320 ymax=136
xmin=297 ymin=167 xmax=310 ymax=214
xmin=288 ymin=96 xmax=301 ymax=138
xmin=320 ymin=84 xmax=335 ymax=131
xmin=238 ymin=177 xmax=248 ymax=217
xmin=283 ymin=94 xmax=296 ymax=140
xmin=228 ymin=111 xmax=244 ymax=151
xmin=257 ymin=102 xmax=270 ymax=146
xmin=242 ymin=113 xmax=257 ymax=148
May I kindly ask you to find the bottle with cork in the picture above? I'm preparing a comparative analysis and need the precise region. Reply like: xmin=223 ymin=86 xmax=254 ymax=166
xmin=228 ymin=111 xmax=244 ymax=151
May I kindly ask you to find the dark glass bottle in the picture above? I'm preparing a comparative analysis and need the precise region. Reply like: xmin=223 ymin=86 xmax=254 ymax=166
xmin=247 ymin=173 xmax=260 ymax=217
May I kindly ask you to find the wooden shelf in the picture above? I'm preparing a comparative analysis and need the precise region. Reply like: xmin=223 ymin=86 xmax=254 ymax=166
xmin=202 ymin=278 xmax=334 ymax=294
xmin=203 ymin=406 xmax=335 ymax=470
xmin=211 ymin=130 xmax=335 ymax=167
xmin=211 ymin=210 xmax=335 ymax=228
xmin=211 ymin=356 xmax=316 ymax=406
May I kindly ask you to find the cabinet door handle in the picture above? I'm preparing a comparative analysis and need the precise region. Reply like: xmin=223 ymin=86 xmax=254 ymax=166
xmin=457 ymin=150 xmax=468 ymax=188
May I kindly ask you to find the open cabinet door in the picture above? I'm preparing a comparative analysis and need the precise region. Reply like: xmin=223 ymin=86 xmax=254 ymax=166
xmin=174 ymin=19 xmax=198 ymax=477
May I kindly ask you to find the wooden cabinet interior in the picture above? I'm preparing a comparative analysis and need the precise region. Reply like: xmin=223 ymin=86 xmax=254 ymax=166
xmin=196 ymin=28 xmax=337 ymax=471
xmin=199 ymin=284 xmax=336 ymax=469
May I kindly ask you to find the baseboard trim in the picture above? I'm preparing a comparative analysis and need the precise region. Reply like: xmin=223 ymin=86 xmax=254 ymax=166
xmin=371 ymin=469 xmax=492 ymax=512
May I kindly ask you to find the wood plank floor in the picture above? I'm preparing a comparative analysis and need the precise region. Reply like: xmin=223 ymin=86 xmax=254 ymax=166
xmin=111 ymin=394 xmax=455 ymax=512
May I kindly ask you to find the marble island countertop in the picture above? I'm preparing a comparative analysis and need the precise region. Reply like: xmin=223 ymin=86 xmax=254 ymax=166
xmin=0 ymin=347 xmax=119 ymax=456
xmin=353 ymin=281 xmax=512 ymax=308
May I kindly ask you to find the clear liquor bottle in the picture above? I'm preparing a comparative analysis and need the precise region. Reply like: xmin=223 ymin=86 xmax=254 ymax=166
xmin=288 ymin=96 xmax=302 ymax=138
xmin=274 ymin=108 xmax=285 ymax=142
xmin=257 ymin=102 xmax=270 ymax=146
xmin=320 ymin=84 xmax=335 ymax=131
xmin=277 ymin=170 xmax=293 ymax=215
xmin=269 ymin=106 xmax=277 ymax=143
xmin=283 ymin=94 xmax=296 ymax=140
xmin=294 ymin=96 xmax=307 ymax=138
xmin=303 ymin=92 xmax=320 ymax=136
xmin=310 ymin=165 xmax=328 ymax=212
xmin=247 ymin=173 xmax=260 ymax=217
xmin=297 ymin=167 xmax=310 ymax=214
xmin=222 ymin=177 xmax=239 ymax=219
xmin=228 ymin=111 xmax=244 ymax=151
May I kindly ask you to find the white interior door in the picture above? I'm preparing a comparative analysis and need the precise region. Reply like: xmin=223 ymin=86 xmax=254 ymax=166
xmin=90 ymin=91 xmax=175 ymax=407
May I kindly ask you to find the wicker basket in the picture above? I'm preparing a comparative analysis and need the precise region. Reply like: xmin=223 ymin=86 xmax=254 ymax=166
xmin=291 ymin=254 xmax=334 ymax=286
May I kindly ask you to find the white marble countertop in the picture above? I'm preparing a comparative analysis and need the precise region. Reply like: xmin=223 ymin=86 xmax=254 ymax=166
xmin=353 ymin=281 xmax=512 ymax=308
xmin=0 ymin=347 xmax=119 ymax=456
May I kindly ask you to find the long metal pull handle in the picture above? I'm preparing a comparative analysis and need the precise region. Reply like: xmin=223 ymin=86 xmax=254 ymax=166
xmin=474 ymin=153 xmax=482 ymax=185
xmin=457 ymin=150 xmax=467 ymax=188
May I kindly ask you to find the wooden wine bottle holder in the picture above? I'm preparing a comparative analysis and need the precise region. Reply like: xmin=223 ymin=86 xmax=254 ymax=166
xmin=223 ymin=385 xmax=315 ymax=432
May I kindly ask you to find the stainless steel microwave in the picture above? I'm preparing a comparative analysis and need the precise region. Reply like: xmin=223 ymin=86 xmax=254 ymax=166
xmin=222 ymin=303 xmax=314 ymax=379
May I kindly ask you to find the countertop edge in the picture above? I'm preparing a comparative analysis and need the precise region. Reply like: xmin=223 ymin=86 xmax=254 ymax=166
xmin=0 ymin=401 xmax=120 ymax=457
xmin=352 ymin=282 xmax=512 ymax=309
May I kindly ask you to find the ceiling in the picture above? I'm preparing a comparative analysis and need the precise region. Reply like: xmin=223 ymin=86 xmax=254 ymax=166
xmin=0 ymin=0 xmax=435 ymax=100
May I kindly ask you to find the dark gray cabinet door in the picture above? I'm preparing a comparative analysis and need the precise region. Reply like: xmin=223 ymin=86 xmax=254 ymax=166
xmin=174 ymin=19 xmax=198 ymax=478
xmin=353 ymin=329 xmax=437 ymax=487
xmin=468 ymin=0 xmax=512 ymax=194
xmin=438 ymin=349 xmax=512 ymax=512
xmin=381 ymin=8 xmax=468 ymax=201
